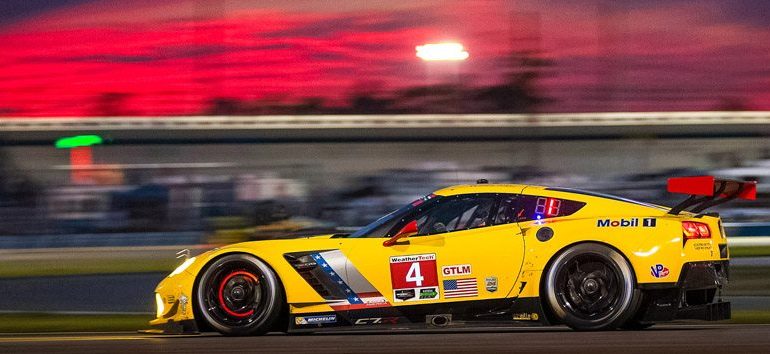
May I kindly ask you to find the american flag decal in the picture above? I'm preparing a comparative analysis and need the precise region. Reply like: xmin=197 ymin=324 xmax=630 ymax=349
xmin=442 ymin=278 xmax=478 ymax=298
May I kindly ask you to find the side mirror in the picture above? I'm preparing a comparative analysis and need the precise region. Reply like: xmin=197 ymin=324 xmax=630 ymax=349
xmin=383 ymin=220 xmax=417 ymax=246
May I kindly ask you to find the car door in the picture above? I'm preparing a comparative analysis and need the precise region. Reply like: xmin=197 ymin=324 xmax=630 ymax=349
xmin=343 ymin=193 xmax=526 ymax=311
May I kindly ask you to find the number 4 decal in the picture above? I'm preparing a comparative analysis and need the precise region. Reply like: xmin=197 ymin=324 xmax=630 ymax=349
xmin=406 ymin=262 xmax=424 ymax=286
xmin=389 ymin=254 xmax=439 ymax=302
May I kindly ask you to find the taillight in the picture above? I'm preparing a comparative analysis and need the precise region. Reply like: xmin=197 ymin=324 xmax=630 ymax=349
xmin=682 ymin=221 xmax=711 ymax=241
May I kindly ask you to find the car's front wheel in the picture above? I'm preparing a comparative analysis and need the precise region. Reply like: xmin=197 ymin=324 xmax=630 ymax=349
xmin=195 ymin=253 xmax=284 ymax=336
xmin=543 ymin=243 xmax=641 ymax=331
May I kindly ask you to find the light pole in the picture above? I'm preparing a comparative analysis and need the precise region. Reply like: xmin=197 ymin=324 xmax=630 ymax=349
xmin=55 ymin=135 xmax=103 ymax=184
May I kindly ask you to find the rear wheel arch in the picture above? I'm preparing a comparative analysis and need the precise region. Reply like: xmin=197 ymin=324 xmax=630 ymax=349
xmin=539 ymin=240 xmax=638 ymax=297
xmin=544 ymin=240 xmax=638 ymax=278
xmin=537 ymin=241 xmax=624 ymax=325
xmin=539 ymin=240 xmax=642 ymax=330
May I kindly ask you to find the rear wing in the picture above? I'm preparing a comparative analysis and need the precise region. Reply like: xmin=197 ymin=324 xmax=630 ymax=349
xmin=667 ymin=176 xmax=757 ymax=215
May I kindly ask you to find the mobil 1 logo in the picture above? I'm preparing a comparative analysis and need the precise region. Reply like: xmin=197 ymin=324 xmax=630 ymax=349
xmin=597 ymin=218 xmax=656 ymax=228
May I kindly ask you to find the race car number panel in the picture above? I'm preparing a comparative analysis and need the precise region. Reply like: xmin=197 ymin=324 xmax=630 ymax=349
xmin=389 ymin=254 xmax=440 ymax=302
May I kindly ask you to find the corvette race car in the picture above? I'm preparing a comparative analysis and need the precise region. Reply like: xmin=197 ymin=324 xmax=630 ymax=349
xmin=149 ymin=176 xmax=755 ymax=335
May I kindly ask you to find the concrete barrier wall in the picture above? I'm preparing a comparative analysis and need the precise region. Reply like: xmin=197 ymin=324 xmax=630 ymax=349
xmin=0 ymin=232 xmax=203 ymax=249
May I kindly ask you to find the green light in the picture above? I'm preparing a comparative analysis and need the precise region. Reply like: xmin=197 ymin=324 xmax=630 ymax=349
xmin=55 ymin=135 xmax=104 ymax=149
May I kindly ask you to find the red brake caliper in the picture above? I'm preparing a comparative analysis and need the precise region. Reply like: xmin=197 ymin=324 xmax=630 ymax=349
xmin=217 ymin=270 xmax=259 ymax=317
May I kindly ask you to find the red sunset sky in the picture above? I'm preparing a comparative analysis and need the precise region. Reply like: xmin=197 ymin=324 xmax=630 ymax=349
xmin=0 ymin=0 xmax=768 ymax=116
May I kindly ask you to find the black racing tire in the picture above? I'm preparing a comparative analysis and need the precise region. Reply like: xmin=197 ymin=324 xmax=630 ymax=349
xmin=543 ymin=243 xmax=641 ymax=331
xmin=195 ymin=253 xmax=284 ymax=336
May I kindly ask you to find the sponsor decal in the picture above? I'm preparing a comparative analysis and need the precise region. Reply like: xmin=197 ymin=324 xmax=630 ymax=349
xmin=293 ymin=261 xmax=317 ymax=270
xmin=179 ymin=294 xmax=188 ymax=315
xmin=442 ymin=264 xmax=472 ymax=276
xmin=419 ymin=287 xmax=439 ymax=299
xmin=650 ymin=264 xmax=670 ymax=278
xmin=295 ymin=314 xmax=337 ymax=325
xmin=597 ymin=218 xmax=657 ymax=228
xmin=363 ymin=297 xmax=389 ymax=306
xmin=512 ymin=313 xmax=540 ymax=321
xmin=390 ymin=253 xmax=436 ymax=263
xmin=394 ymin=289 xmax=415 ymax=301
xmin=390 ymin=253 xmax=440 ymax=302
xmin=354 ymin=317 xmax=400 ymax=325
xmin=485 ymin=276 xmax=498 ymax=292
xmin=443 ymin=278 xmax=478 ymax=298
xmin=597 ymin=218 xmax=638 ymax=227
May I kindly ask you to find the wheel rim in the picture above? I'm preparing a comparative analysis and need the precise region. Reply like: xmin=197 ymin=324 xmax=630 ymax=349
xmin=553 ymin=253 xmax=623 ymax=321
xmin=203 ymin=262 xmax=269 ymax=327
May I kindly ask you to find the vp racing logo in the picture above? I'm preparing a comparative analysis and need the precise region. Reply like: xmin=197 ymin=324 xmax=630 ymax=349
xmin=650 ymin=264 xmax=669 ymax=278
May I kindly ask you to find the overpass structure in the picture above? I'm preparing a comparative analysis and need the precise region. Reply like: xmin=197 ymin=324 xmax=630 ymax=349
xmin=1 ymin=111 xmax=770 ymax=145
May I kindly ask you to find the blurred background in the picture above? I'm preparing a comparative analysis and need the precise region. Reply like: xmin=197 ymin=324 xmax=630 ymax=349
xmin=0 ymin=0 xmax=769 ymax=332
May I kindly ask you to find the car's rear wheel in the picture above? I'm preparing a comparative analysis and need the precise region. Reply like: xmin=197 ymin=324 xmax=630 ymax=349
xmin=195 ymin=253 xmax=284 ymax=336
xmin=543 ymin=243 xmax=641 ymax=331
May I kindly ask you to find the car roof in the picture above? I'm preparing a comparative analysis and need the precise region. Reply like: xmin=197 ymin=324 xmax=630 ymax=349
xmin=434 ymin=184 xmax=669 ymax=213
xmin=433 ymin=184 xmax=542 ymax=196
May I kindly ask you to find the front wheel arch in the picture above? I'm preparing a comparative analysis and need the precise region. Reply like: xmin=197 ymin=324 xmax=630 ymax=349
xmin=192 ymin=252 xmax=287 ymax=335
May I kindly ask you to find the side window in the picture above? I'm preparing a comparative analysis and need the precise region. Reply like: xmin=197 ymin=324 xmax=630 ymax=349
xmin=516 ymin=195 xmax=585 ymax=221
xmin=414 ymin=195 xmax=496 ymax=236
xmin=493 ymin=195 xmax=518 ymax=225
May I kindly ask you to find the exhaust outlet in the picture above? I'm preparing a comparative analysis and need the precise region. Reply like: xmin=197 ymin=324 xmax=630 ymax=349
xmin=426 ymin=314 xmax=452 ymax=327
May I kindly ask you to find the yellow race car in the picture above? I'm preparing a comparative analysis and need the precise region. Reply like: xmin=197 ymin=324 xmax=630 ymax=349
xmin=149 ymin=176 xmax=755 ymax=335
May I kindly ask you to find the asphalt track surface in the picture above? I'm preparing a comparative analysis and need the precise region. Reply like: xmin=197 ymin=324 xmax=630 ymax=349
xmin=2 ymin=324 xmax=770 ymax=354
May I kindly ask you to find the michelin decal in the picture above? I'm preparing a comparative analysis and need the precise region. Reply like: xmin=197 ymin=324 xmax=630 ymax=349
xmin=295 ymin=314 xmax=337 ymax=325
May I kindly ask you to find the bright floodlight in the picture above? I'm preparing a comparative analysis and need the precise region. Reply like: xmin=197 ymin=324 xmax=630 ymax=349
xmin=416 ymin=42 xmax=469 ymax=61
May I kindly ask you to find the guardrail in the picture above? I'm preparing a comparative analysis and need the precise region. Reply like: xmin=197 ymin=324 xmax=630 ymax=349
xmin=0 ymin=111 xmax=770 ymax=145
xmin=2 ymin=111 xmax=770 ymax=144
xmin=2 ymin=111 xmax=770 ymax=131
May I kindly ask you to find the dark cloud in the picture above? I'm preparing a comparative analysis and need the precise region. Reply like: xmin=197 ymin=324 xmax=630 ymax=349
xmin=602 ymin=0 xmax=770 ymax=27
xmin=0 ymin=0 xmax=94 ymax=26
xmin=715 ymin=0 xmax=770 ymax=27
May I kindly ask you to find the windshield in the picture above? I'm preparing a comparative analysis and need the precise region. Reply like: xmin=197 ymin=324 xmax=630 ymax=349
xmin=348 ymin=194 xmax=440 ymax=238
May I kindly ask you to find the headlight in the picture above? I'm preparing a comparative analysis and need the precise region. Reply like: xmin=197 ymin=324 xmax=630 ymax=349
xmin=169 ymin=257 xmax=196 ymax=277
xmin=155 ymin=293 xmax=165 ymax=318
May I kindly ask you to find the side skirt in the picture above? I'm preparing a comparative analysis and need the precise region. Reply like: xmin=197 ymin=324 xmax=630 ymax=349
xmin=288 ymin=297 xmax=549 ymax=332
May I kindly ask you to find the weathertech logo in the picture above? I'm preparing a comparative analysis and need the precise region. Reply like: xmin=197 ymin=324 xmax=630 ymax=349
xmin=597 ymin=218 xmax=656 ymax=227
